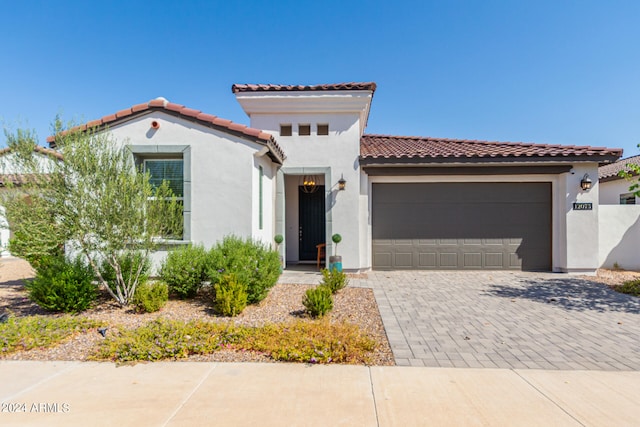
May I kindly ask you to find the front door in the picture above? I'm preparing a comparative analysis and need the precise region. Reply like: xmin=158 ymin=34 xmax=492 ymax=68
xmin=298 ymin=186 xmax=325 ymax=261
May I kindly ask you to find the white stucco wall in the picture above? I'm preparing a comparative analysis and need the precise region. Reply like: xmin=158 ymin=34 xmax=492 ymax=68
xmin=560 ymin=164 xmax=601 ymax=273
xmin=107 ymin=111 xmax=277 ymax=252
xmin=599 ymin=178 xmax=639 ymax=204
xmin=599 ymin=205 xmax=640 ymax=270
xmin=248 ymin=112 xmax=364 ymax=270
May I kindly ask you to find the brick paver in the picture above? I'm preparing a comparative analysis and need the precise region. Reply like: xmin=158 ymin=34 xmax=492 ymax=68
xmin=352 ymin=271 xmax=640 ymax=370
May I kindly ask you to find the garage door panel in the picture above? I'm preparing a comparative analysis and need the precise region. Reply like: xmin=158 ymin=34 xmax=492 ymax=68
xmin=418 ymin=252 xmax=437 ymax=267
xmin=372 ymin=183 xmax=551 ymax=271
xmin=463 ymin=253 xmax=482 ymax=268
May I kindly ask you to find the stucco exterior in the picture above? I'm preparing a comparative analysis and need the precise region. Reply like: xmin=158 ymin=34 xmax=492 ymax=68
xmin=106 ymin=111 xmax=278 ymax=252
xmin=599 ymin=178 xmax=639 ymax=205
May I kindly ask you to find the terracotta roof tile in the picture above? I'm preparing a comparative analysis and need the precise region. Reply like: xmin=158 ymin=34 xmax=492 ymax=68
xmin=46 ymin=99 xmax=285 ymax=164
xmin=360 ymin=134 xmax=622 ymax=165
xmin=0 ymin=145 xmax=63 ymax=160
xmin=231 ymin=82 xmax=377 ymax=93
xmin=599 ymin=154 xmax=640 ymax=181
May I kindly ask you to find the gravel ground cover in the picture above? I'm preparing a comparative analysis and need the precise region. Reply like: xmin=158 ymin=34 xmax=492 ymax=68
xmin=0 ymin=257 xmax=394 ymax=365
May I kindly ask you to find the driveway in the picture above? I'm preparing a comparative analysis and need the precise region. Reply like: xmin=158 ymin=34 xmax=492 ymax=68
xmin=353 ymin=271 xmax=640 ymax=370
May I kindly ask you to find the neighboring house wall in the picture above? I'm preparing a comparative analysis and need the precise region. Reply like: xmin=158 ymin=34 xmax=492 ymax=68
xmin=599 ymin=205 xmax=640 ymax=270
xmin=106 ymin=111 xmax=277 ymax=251
xmin=599 ymin=178 xmax=639 ymax=205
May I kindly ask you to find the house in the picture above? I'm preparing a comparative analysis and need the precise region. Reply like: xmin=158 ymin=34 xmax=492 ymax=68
xmin=598 ymin=155 xmax=640 ymax=270
xmin=40 ymin=82 xmax=622 ymax=273
xmin=598 ymin=155 xmax=640 ymax=205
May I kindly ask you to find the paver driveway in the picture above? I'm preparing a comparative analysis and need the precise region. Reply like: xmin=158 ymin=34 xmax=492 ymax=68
xmin=353 ymin=271 xmax=640 ymax=370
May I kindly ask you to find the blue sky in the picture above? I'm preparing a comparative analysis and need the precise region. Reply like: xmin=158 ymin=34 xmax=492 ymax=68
xmin=2 ymin=0 xmax=639 ymax=157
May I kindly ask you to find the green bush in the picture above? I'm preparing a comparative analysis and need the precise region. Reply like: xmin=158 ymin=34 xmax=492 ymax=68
xmin=213 ymin=274 xmax=248 ymax=317
xmin=302 ymin=285 xmax=334 ymax=318
xmin=207 ymin=236 xmax=280 ymax=304
xmin=160 ymin=244 xmax=209 ymax=299
xmin=616 ymin=279 xmax=640 ymax=297
xmin=132 ymin=281 xmax=169 ymax=313
xmin=26 ymin=255 xmax=98 ymax=313
xmin=321 ymin=267 xmax=349 ymax=294
xmin=100 ymin=251 xmax=151 ymax=293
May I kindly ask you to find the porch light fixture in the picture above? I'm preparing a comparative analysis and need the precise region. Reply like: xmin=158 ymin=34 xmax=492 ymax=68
xmin=301 ymin=175 xmax=319 ymax=193
xmin=338 ymin=174 xmax=346 ymax=191
xmin=580 ymin=173 xmax=593 ymax=191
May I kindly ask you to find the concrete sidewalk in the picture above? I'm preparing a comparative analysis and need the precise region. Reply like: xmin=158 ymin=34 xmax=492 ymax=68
xmin=1 ymin=362 xmax=639 ymax=426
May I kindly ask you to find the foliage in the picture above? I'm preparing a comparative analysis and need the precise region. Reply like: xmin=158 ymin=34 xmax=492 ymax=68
xmin=90 ymin=319 xmax=240 ymax=362
xmin=0 ymin=315 xmax=101 ymax=354
xmin=247 ymin=320 xmax=376 ymax=364
xmin=302 ymin=285 xmax=334 ymax=318
xmin=132 ymin=281 xmax=169 ymax=313
xmin=159 ymin=244 xmax=209 ymax=299
xmin=213 ymin=274 xmax=248 ymax=317
xmin=100 ymin=251 xmax=151 ymax=295
xmin=207 ymin=235 xmax=281 ymax=304
xmin=320 ymin=267 xmax=349 ymax=294
xmin=273 ymin=234 xmax=284 ymax=245
xmin=91 ymin=318 xmax=376 ymax=364
xmin=331 ymin=233 xmax=342 ymax=256
xmin=25 ymin=256 xmax=98 ymax=313
xmin=1 ymin=122 xmax=183 ymax=306
xmin=615 ymin=279 xmax=640 ymax=297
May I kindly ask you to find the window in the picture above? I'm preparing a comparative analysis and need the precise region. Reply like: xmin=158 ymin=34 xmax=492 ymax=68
xmin=144 ymin=159 xmax=184 ymax=239
xmin=620 ymin=193 xmax=636 ymax=205
xmin=298 ymin=124 xmax=311 ymax=136
xmin=145 ymin=160 xmax=184 ymax=197
xmin=280 ymin=124 xmax=292 ymax=136
xmin=317 ymin=124 xmax=329 ymax=135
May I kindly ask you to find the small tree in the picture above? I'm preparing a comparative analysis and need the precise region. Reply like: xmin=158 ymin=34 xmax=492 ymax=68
xmin=1 ymin=121 xmax=182 ymax=306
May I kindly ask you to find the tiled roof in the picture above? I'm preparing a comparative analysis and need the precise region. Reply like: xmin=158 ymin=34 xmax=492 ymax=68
xmin=46 ymin=98 xmax=285 ymax=164
xmin=360 ymin=134 xmax=622 ymax=164
xmin=231 ymin=82 xmax=377 ymax=93
xmin=0 ymin=145 xmax=63 ymax=160
xmin=599 ymin=154 xmax=640 ymax=181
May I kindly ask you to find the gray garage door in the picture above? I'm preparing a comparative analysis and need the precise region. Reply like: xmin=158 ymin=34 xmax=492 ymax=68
xmin=372 ymin=182 xmax=551 ymax=270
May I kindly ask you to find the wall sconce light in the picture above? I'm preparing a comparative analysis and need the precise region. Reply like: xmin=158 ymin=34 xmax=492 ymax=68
xmin=151 ymin=120 xmax=160 ymax=129
xmin=580 ymin=173 xmax=592 ymax=191
xmin=338 ymin=174 xmax=346 ymax=191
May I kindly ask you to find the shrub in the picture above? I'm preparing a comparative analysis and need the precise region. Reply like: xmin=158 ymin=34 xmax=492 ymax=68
xmin=207 ymin=236 xmax=280 ymax=304
xmin=320 ymin=267 xmax=349 ymax=294
xmin=91 ymin=319 xmax=376 ymax=364
xmin=100 ymin=251 xmax=151 ymax=294
xmin=132 ymin=281 xmax=169 ymax=313
xmin=160 ymin=244 xmax=209 ymax=298
xmin=0 ymin=315 xmax=102 ymax=354
xmin=26 ymin=255 xmax=98 ymax=313
xmin=213 ymin=274 xmax=248 ymax=317
xmin=249 ymin=320 xmax=376 ymax=364
xmin=616 ymin=279 xmax=640 ymax=297
xmin=302 ymin=285 xmax=333 ymax=318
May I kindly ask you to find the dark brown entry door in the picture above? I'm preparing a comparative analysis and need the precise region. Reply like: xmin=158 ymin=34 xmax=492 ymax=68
xmin=299 ymin=186 xmax=325 ymax=261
